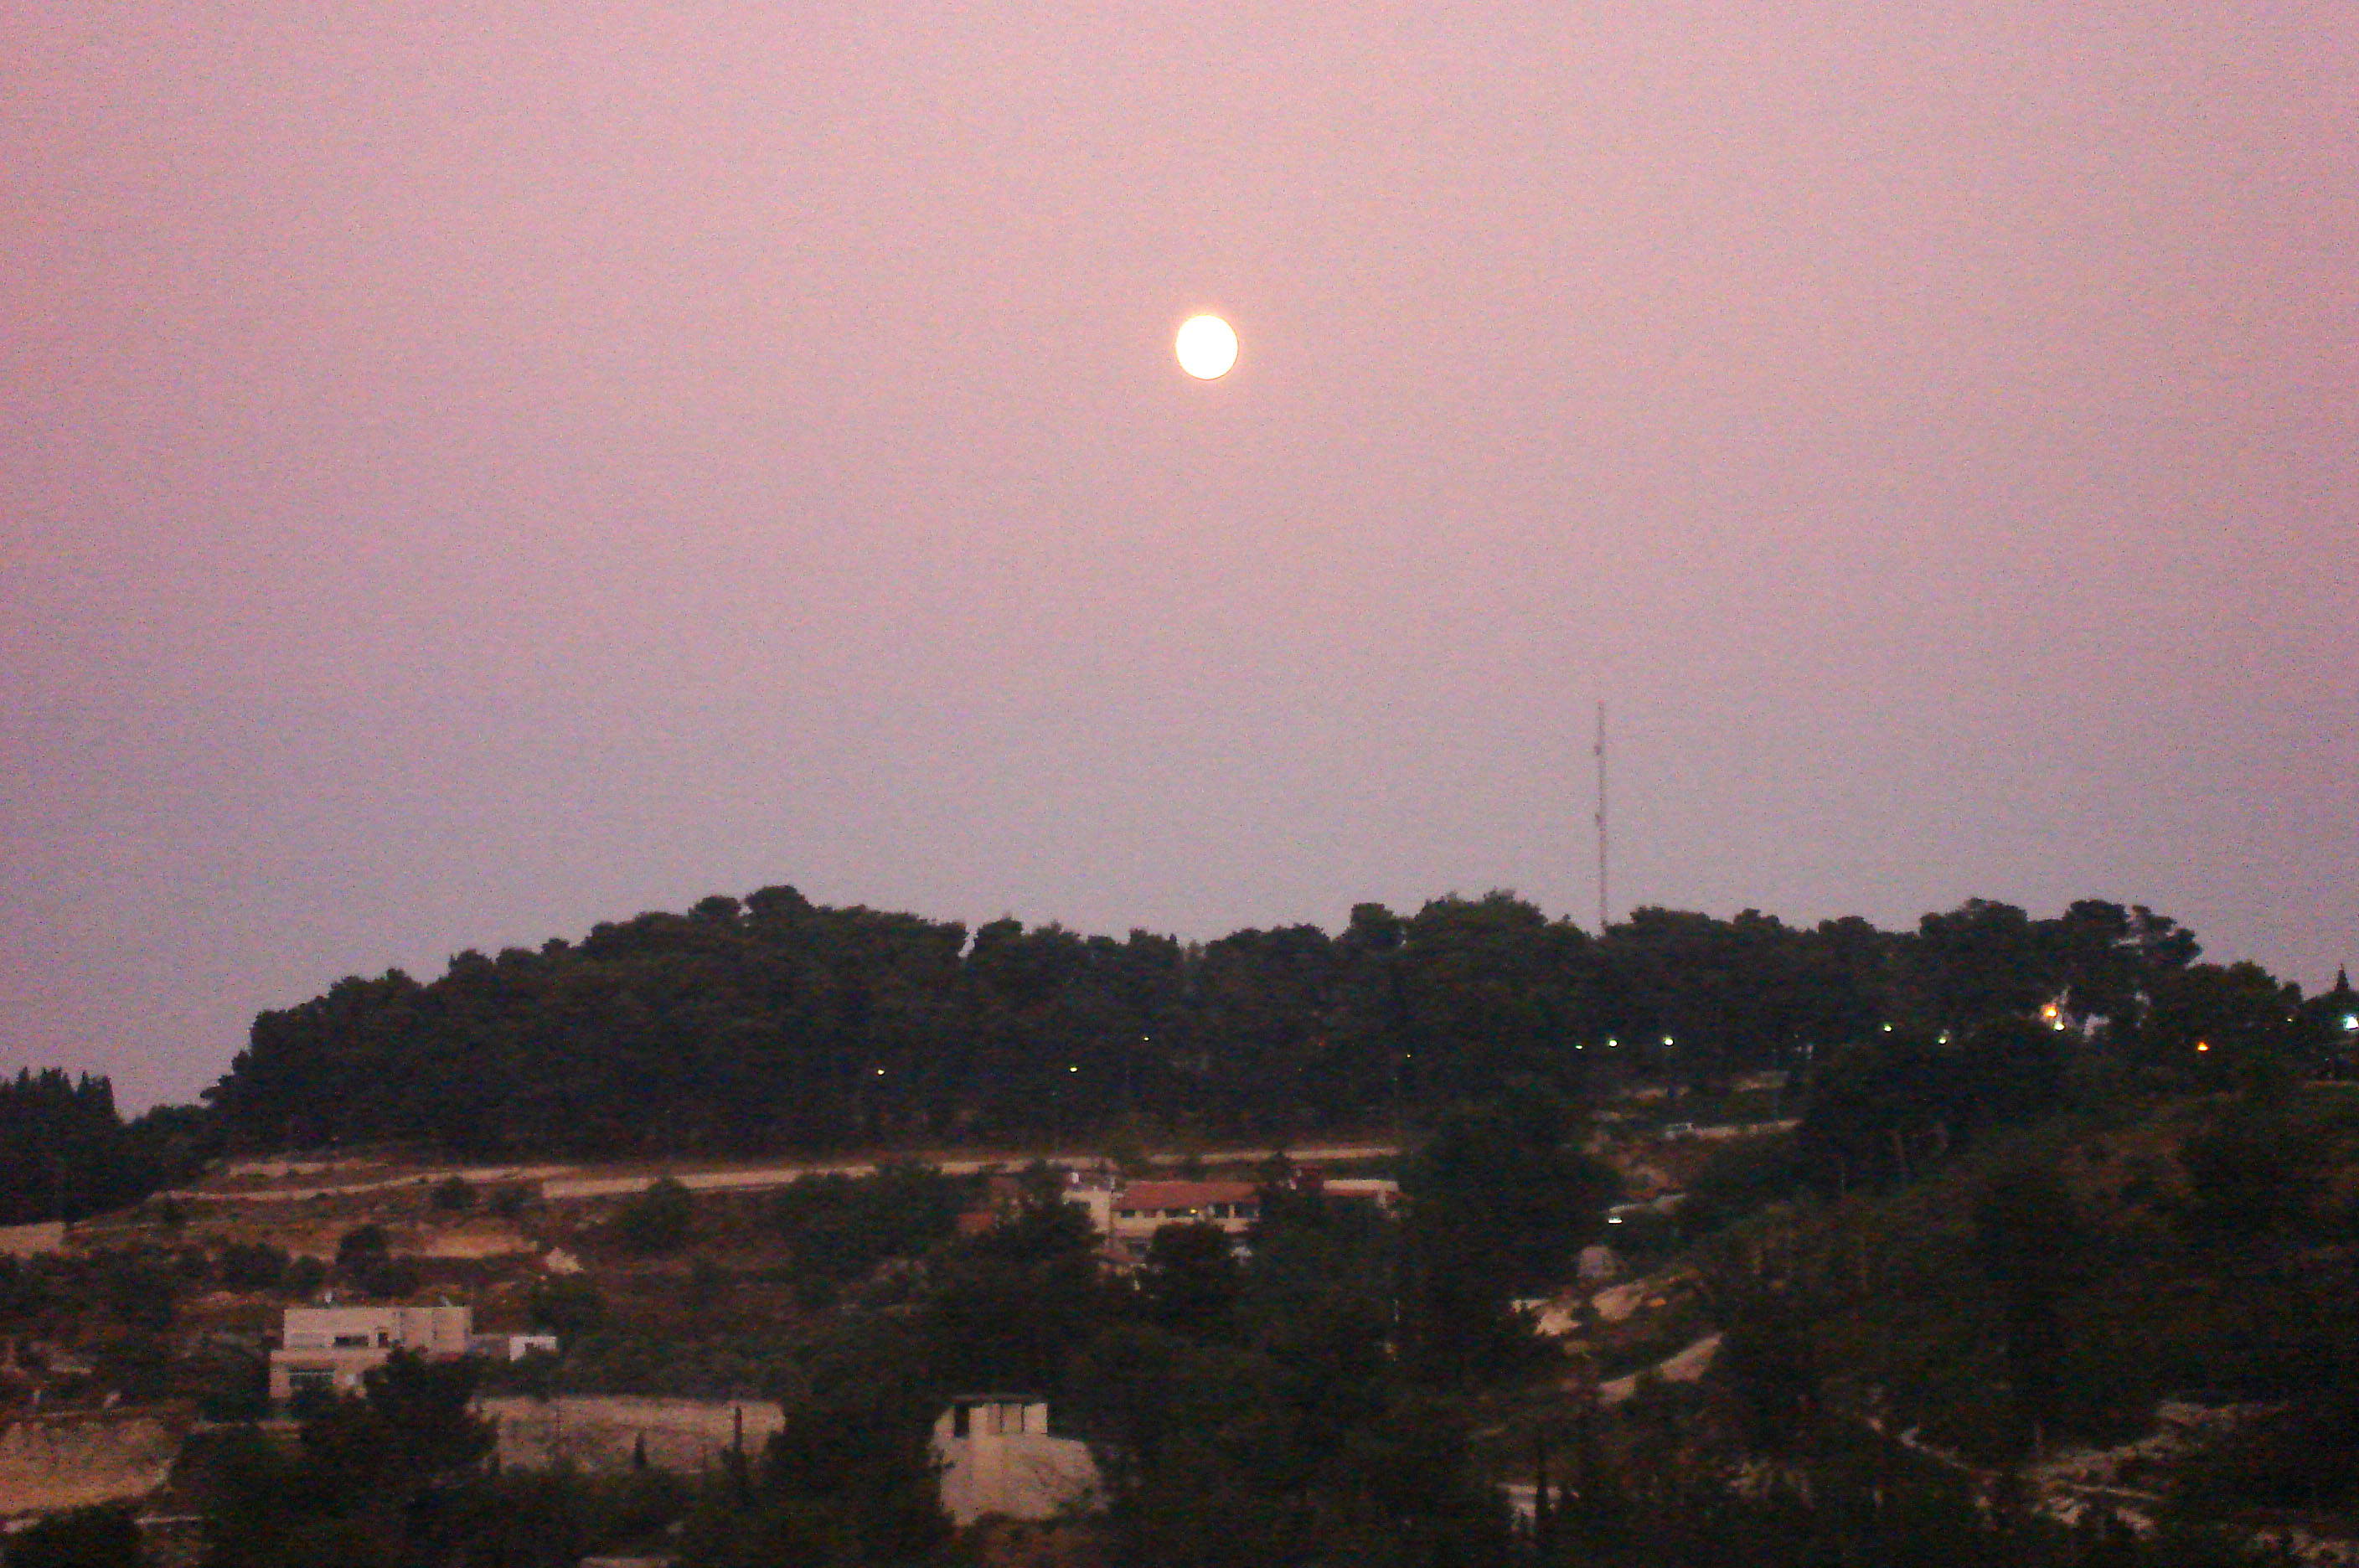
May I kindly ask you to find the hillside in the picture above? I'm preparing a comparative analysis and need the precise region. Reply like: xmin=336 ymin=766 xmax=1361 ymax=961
xmin=12 ymin=1073 xmax=2359 ymax=1565
xmin=1562 ymin=1086 xmax=2359 ymax=1560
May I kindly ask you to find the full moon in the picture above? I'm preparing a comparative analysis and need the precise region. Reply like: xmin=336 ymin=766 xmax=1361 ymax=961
xmin=1175 ymin=314 xmax=1238 ymax=379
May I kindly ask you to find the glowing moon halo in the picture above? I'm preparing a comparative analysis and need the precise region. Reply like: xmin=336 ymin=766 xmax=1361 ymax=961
xmin=1175 ymin=314 xmax=1239 ymax=379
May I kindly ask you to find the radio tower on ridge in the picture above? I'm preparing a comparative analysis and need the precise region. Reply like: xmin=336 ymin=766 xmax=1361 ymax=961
xmin=1594 ymin=699 xmax=1609 ymax=934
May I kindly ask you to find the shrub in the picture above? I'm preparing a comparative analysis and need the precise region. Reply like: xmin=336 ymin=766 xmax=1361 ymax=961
xmin=529 ymin=1277 xmax=609 ymax=1339
xmin=2174 ymin=1105 xmax=2330 ymax=1252
xmin=216 ymin=1240 xmax=289 ymax=1292
xmin=336 ymin=1224 xmax=390 ymax=1264
xmin=1680 ymin=1136 xmax=1804 ymax=1241
xmin=614 ymin=1179 xmax=694 ymax=1255
xmin=767 ymin=1165 xmax=969 ymax=1286
xmin=353 ymin=1256 xmax=421 ymax=1300
xmin=194 ymin=1345 xmax=271 ymax=1421
xmin=431 ymin=1176 xmax=477 ymax=1212
xmin=93 ymin=1248 xmax=181 ymax=1330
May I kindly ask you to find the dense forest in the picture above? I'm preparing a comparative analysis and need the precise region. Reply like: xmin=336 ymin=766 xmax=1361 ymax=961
xmin=0 ymin=1070 xmax=214 ymax=1226
xmin=197 ymin=886 xmax=2349 ymax=1158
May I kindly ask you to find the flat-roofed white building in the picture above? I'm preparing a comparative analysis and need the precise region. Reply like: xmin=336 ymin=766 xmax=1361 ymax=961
xmin=268 ymin=1303 xmax=473 ymax=1401
xmin=469 ymin=1332 xmax=560 ymax=1361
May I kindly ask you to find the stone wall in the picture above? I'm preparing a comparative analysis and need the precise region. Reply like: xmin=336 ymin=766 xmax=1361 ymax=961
xmin=477 ymin=1395 xmax=784 ymax=1474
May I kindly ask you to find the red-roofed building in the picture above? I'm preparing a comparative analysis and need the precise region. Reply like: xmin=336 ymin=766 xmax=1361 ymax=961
xmin=1108 ymin=1180 xmax=1260 ymax=1254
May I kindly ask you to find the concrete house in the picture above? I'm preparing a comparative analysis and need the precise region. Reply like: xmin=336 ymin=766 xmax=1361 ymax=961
xmin=931 ymin=1395 xmax=1100 ymax=1526
xmin=268 ymin=1303 xmax=473 ymax=1401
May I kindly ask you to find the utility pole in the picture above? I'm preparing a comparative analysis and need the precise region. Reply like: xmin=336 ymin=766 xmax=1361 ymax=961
xmin=1594 ymin=700 xmax=1609 ymax=934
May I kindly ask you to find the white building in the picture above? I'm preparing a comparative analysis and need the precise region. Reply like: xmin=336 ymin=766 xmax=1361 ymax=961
xmin=469 ymin=1332 xmax=561 ymax=1361
xmin=931 ymin=1396 xmax=1100 ymax=1526
xmin=1319 ymin=1177 xmax=1401 ymax=1211
xmin=268 ymin=1303 xmax=473 ymax=1401
xmin=1059 ymin=1181 xmax=1116 ymax=1236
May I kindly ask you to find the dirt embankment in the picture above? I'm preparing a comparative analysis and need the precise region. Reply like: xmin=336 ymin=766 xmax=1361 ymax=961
xmin=0 ymin=1406 xmax=188 ymax=1518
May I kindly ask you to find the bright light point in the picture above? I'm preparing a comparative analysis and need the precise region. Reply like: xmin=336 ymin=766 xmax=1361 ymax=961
xmin=1175 ymin=314 xmax=1238 ymax=379
xmin=2196 ymin=1041 xmax=2211 ymax=1053
xmin=2343 ymin=1014 xmax=2357 ymax=1032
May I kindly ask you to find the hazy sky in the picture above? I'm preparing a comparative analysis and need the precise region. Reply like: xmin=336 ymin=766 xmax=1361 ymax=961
xmin=5 ymin=2 xmax=2354 ymax=1109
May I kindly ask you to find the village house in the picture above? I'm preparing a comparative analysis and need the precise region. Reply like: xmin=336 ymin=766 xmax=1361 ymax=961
xmin=267 ymin=1303 xmax=473 ymax=1402
xmin=269 ymin=1304 xmax=560 ymax=1402
xmin=1106 ymin=1179 xmax=1260 ymax=1256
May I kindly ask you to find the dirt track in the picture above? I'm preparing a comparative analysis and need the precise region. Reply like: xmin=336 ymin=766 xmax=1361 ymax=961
xmin=168 ymin=1143 xmax=1400 ymax=1206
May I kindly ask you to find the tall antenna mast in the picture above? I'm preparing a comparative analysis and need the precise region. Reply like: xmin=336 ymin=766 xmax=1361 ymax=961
xmin=1594 ymin=699 xmax=1608 ymax=933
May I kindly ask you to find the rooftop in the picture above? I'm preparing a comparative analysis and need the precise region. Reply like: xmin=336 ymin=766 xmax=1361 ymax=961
xmin=1116 ymin=1180 xmax=1259 ymax=1210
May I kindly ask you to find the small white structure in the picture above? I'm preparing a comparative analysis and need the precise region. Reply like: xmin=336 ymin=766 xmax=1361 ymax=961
xmin=1319 ymin=1177 xmax=1402 ymax=1212
xmin=468 ymin=1333 xmax=560 ymax=1361
xmin=269 ymin=1303 xmax=472 ymax=1401
xmin=931 ymin=1396 xmax=1100 ymax=1526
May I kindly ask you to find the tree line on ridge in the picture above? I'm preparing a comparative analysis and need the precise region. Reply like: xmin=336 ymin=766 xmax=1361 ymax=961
xmin=191 ymin=887 xmax=2341 ymax=1160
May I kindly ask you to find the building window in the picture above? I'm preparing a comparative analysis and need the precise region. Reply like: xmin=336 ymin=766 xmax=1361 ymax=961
xmin=287 ymin=1369 xmax=333 ymax=1393
xmin=333 ymin=1334 xmax=370 ymax=1348
xmin=952 ymin=1405 xmax=971 ymax=1438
